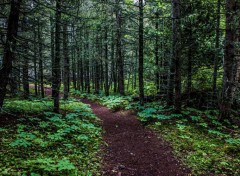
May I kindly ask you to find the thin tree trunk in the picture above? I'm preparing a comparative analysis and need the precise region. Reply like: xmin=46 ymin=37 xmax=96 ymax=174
xmin=187 ymin=30 xmax=192 ymax=100
xmin=85 ymin=31 xmax=90 ymax=93
xmin=116 ymin=0 xmax=124 ymax=95
xmin=105 ymin=28 xmax=109 ymax=96
xmin=139 ymin=0 xmax=144 ymax=105
xmin=34 ymin=26 xmax=38 ymax=96
xmin=23 ymin=55 xmax=29 ymax=99
xmin=38 ymin=20 xmax=44 ymax=98
xmin=173 ymin=0 xmax=181 ymax=112
xmin=155 ymin=12 xmax=160 ymax=91
xmin=213 ymin=0 xmax=221 ymax=95
xmin=72 ymin=46 xmax=76 ymax=90
xmin=50 ymin=14 xmax=55 ymax=89
xmin=63 ymin=22 xmax=70 ymax=100
xmin=111 ymin=31 xmax=117 ymax=93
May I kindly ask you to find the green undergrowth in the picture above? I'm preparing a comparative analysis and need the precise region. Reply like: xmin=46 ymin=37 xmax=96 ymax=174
xmin=126 ymin=101 xmax=240 ymax=175
xmin=150 ymin=121 xmax=240 ymax=175
xmin=0 ymin=99 xmax=102 ymax=176
xmin=71 ymin=90 xmax=132 ymax=111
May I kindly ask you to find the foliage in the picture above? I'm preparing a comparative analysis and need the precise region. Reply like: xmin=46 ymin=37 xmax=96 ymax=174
xmin=2 ymin=100 xmax=53 ymax=114
xmin=150 ymin=121 xmax=240 ymax=175
xmin=0 ymin=99 xmax=102 ymax=175
xmin=190 ymin=67 xmax=223 ymax=90
xmin=98 ymin=96 xmax=131 ymax=111
xmin=72 ymin=90 xmax=132 ymax=111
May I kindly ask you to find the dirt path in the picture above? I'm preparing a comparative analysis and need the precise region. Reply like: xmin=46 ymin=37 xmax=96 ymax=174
xmin=81 ymin=99 xmax=190 ymax=176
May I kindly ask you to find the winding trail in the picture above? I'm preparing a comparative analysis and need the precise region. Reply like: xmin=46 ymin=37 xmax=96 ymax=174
xmin=81 ymin=99 xmax=190 ymax=176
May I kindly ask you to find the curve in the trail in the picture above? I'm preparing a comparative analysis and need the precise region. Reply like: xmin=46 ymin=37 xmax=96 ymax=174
xmin=81 ymin=99 xmax=190 ymax=176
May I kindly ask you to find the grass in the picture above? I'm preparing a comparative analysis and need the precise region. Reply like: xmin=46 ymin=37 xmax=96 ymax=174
xmin=0 ymin=99 xmax=102 ymax=176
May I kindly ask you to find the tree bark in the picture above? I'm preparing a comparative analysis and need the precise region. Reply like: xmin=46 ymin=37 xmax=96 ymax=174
xmin=155 ymin=12 xmax=160 ymax=92
xmin=52 ymin=0 xmax=62 ymax=113
xmin=219 ymin=0 xmax=238 ymax=120
xmin=139 ymin=0 xmax=144 ymax=105
xmin=23 ymin=54 xmax=29 ymax=99
xmin=50 ymin=14 xmax=55 ymax=89
xmin=63 ymin=22 xmax=70 ymax=100
xmin=173 ymin=0 xmax=181 ymax=113
xmin=105 ymin=28 xmax=109 ymax=96
xmin=187 ymin=29 xmax=192 ymax=100
xmin=38 ymin=19 xmax=44 ymax=98
xmin=34 ymin=26 xmax=38 ymax=96
xmin=213 ymin=0 xmax=221 ymax=95
xmin=0 ymin=0 xmax=21 ymax=108
xmin=115 ymin=0 xmax=124 ymax=95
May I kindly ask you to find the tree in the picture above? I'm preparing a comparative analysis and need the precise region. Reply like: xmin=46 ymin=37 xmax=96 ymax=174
xmin=115 ymin=0 xmax=125 ymax=95
xmin=0 ymin=0 xmax=22 ymax=108
xmin=104 ymin=27 xmax=109 ymax=96
xmin=168 ymin=0 xmax=181 ymax=112
xmin=139 ymin=0 xmax=144 ymax=105
xmin=38 ymin=19 xmax=44 ymax=98
xmin=63 ymin=22 xmax=70 ymax=100
xmin=212 ymin=0 xmax=221 ymax=95
xmin=219 ymin=0 xmax=238 ymax=120
xmin=52 ymin=0 xmax=62 ymax=113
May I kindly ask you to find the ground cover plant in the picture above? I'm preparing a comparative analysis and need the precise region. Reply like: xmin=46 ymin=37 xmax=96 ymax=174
xmin=0 ymin=99 xmax=102 ymax=176
xmin=71 ymin=90 xmax=132 ymax=111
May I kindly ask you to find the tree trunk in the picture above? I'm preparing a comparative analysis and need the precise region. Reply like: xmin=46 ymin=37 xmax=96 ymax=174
xmin=219 ymin=0 xmax=238 ymax=120
xmin=0 ymin=0 xmax=21 ymax=108
xmin=63 ymin=22 xmax=70 ymax=100
xmin=213 ymin=0 xmax=221 ymax=95
xmin=111 ymin=31 xmax=117 ymax=93
xmin=116 ymin=0 xmax=124 ymax=95
xmin=34 ymin=26 xmax=38 ymax=96
xmin=187 ymin=29 xmax=192 ymax=100
xmin=50 ymin=14 xmax=55 ymax=89
xmin=105 ymin=28 xmax=109 ymax=96
xmin=72 ymin=38 xmax=77 ymax=90
xmin=52 ymin=0 xmax=62 ymax=113
xmin=139 ymin=0 xmax=144 ymax=105
xmin=155 ymin=12 xmax=160 ymax=92
xmin=168 ymin=0 xmax=181 ymax=112
xmin=23 ymin=55 xmax=29 ymax=99
xmin=38 ymin=20 xmax=44 ymax=98
xmin=173 ymin=0 xmax=181 ymax=113
xmin=85 ymin=30 xmax=90 ymax=93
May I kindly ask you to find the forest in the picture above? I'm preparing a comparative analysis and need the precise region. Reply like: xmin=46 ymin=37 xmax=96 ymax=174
xmin=0 ymin=0 xmax=240 ymax=175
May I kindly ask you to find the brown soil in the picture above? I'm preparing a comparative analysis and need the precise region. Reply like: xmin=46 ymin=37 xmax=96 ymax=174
xmin=81 ymin=99 xmax=190 ymax=176
xmin=0 ymin=114 xmax=18 ymax=127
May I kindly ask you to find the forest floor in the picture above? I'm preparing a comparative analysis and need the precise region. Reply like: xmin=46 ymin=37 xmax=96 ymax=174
xmin=81 ymin=99 xmax=190 ymax=176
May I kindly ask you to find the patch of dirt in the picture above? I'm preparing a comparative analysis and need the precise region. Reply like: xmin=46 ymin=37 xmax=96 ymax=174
xmin=0 ymin=114 xmax=18 ymax=127
xmin=81 ymin=99 xmax=191 ymax=176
